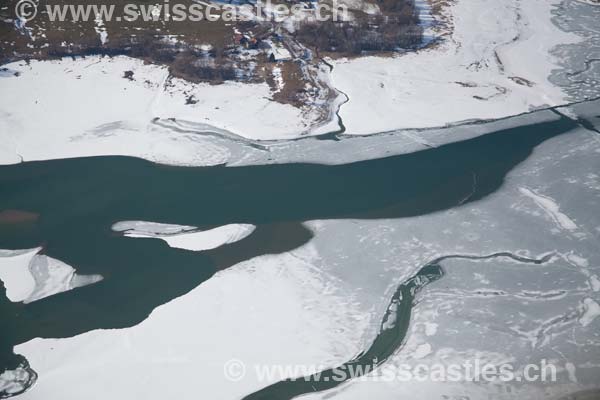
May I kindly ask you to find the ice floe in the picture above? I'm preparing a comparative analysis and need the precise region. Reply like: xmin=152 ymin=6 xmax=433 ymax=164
xmin=0 ymin=248 xmax=102 ymax=303
xmin=112 ymin=221 xmax=256 ymax=251
xmin=0 ymin=361 xmax=36 ymax=398
xmin=112 ymin=221 xmax=198 ymax=235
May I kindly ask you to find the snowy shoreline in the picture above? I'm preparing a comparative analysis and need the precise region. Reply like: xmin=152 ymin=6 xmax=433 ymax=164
xmin=0 ymin=0 xmax=594 ymax=165
xmin=331 ymin=0 xmax=583 ymax=134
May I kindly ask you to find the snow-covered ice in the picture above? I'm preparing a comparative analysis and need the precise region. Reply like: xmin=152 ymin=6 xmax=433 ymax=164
xmin=111 ymin=221 xmax=197 ymax=235
xmin=113 ymin=221 xmax=256 ymax=251
xmin=14 ymin=246 xmax=367 ymax=400
xmin=0 ymin=248 xmax=102 ymax=304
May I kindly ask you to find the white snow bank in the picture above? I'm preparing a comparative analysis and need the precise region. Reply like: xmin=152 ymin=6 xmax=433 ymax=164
xmin=0 ymin=56 xmax=310 ymax=166
xmin=331 ymin=0 xmax=581 ymax=134
xmin=27 ymin=254 xmax=103 ymax=303
xmin=0 ymin=248 xmax=102 ymax=303
xmin=113 ymin=221 xmax=256 ymax=251
xmin=159 ymin=75 xmax=308 ymax=140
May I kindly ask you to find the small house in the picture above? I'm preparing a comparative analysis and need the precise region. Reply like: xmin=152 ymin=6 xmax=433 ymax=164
xmin=268 ymin=45 xmax=292 ymax=62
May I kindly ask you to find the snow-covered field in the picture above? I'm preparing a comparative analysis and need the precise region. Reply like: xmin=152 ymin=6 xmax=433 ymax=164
xmin=331 ymin=0 xmax=584 ymax=134
xmin=0 ymin=56 xmax=310 ymax=165
xmin=0 ymin=0 xmax=595 ymax=155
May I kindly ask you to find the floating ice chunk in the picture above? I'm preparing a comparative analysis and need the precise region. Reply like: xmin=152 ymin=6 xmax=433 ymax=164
xmin=112 ymin=221 xmax=197 ymax=236
xmin=589 ymin=275 xmax=600 ymax=292
xmin=0 ymin=248 xmax=103 ymax=303
xmin=519 ymin=187 xmax=578 ymax=231
xmin=0 ymin=361 xmax=36 ymax=397
xmin=26 ymin=255 xmax=103 ymax=303
xmin=158 ymin=224 xmax=256 ymax=251
xmin=113 ymin=221 xmax=256 ymax=251
xmin=579 ymin=298 xmax=600 ymax=327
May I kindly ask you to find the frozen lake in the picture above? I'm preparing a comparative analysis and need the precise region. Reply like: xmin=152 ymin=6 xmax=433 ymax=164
xmin=2 ymin=107 xmax=599 ymax=399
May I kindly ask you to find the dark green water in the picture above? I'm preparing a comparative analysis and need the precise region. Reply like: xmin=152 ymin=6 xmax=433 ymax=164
xmin=0 ymin=117 xmax=576 ymax=397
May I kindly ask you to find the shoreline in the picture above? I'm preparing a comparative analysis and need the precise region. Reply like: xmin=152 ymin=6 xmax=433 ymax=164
xmin=1 ymin=0 xmax=594 ymax=157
